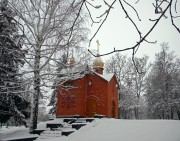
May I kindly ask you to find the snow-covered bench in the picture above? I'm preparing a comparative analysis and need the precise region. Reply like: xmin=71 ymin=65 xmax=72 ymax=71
xmin=1 ymin=136 xmax=38 ymax=141
xmin=63 ymin=118 xmax=94 ymax=124
xmin=63 ymin=118 xmax=77 ymax=124
xmin=46 ymin=123 xmax=63 ymax=130
xmin=94 ymin=114 xmax=105 ymax=119
xmin=31 ymin=129 xmax=45 ymax=135
xmin=86 ymin=118 xmax=95 ymax=122
xmin=72 ymin=123 xmax=87 ymax=130
xmin=61 ymin=131 xmax=74 ymax=136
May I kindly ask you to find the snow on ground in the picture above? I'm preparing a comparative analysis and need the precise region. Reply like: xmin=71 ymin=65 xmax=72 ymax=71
xmin=0 ymin=126 xmax=38 ymax=140
xmin=47 ymin=119 xmax=180 ymax=141
xmin=37 ymin=118 xmax=63 ymax=129
xmin=1 ymin=119 xmax=180 ymax=141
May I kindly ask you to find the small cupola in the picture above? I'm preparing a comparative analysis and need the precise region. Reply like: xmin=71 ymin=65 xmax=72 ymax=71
xmin=93 ymin=40 xmax=104 ymax=74
xmin=69 ymin=49 xmax=76 ymax=65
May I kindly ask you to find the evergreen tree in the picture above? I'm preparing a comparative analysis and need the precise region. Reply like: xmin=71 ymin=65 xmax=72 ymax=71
xmin=0 ymin=0 xmax=29 ymax=125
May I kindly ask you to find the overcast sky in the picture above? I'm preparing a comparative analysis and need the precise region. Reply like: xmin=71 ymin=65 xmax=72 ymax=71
xmin=87 ymin=0 xmax=180 ymax=62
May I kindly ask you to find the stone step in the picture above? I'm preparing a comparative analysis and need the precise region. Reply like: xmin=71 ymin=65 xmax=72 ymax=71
xmin=1 ymin=136 xmax=38 ymax=141
xmin=61 ymin=131 xmax=74 ymax=136
xmin=41 ymin=130 xmax=62 ymax=134
xmin=72 ymin=123 xmax=87 ymax=130
xmin=46 ymin=123 xmax=63 ymax=130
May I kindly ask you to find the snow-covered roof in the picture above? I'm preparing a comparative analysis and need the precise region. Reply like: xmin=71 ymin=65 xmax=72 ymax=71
xmin=58 ymin=65 xmax=88 ymax=82
xmin=59 ymin=65 xmax=115 ymax=83
xmin=60 ymin=65 xmax=86 ymax=75
xmin=93 ymin=71 xmax=114 ymax=82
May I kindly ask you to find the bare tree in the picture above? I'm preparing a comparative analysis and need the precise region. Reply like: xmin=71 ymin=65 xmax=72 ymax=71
xmin=145 ymin=43 xmax=180 ymax=119
xmin=132 ymin=56 xmax=149 ymax=118
xmin=105 ymin=54 xmax=134 ymax=119
xmin=8 ymin=0 xmax=88 ymax=132
xmin=105 ymin=53 xmax=149 ymax=119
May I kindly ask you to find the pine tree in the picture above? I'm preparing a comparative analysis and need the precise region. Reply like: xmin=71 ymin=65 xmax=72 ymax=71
xmin=0 ymin=0 xmax=29 ymax=125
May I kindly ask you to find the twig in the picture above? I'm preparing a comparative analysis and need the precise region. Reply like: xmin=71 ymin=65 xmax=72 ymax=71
xmin=88 ymin=0 xmax=172 ymax=57
xmin=88 ymin=0 xmax=116 ymax=47
xmin=169 ymin=0 xmax=180 ymax=33
xmin=67 ymin=1 xmax=85 ymax=44
xmin=123 ymin=0 xmax=141 ymax=21
xmin=119 ymin=0 xmax=142 ymax=41
xmin=135 ymin=0 xmax=140 ymax=4
xmin=85 ymin=2 xmax=101 ymax=26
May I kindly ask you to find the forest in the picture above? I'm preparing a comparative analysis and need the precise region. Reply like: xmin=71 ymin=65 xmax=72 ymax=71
xmin=105 ymin=43 xmax=180 ymax=120
xmin=0 ymin=0 xmax=179 ymax=133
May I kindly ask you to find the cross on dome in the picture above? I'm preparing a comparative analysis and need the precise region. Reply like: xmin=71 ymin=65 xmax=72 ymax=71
xmin=69 ymin=48 xmax=75 ymax=65
xmin=93 ymin=40 xmax=104 ymax=70
xmin=96 ymin=40 xmax=100 ymax=56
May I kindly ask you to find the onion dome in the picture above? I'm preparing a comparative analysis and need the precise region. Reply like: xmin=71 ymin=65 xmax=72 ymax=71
xmin=69 ymin=57 xmax=75 ymax=65
xmin=69 ymin=49 xmax=75 ymax=65
xmin=93 ymin=55 xmax=104 ymax=68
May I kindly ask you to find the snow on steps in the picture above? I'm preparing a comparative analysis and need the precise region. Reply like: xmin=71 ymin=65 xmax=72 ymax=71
xmin=37 ymin=117 xmax=94 ymax=139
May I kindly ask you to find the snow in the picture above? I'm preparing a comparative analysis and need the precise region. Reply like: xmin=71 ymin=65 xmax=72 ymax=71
xmin=0 ymin=126 xmax=38 ymax=140
xmin=94 ymin=72 xmax=114 ymax=82
xmin=60 ymin=64 xmax=115 ymax=83
xmin=1 ymin=119 xmax=180 ymax=141
xmin=100 ymin=73 xmax=114 ymax=82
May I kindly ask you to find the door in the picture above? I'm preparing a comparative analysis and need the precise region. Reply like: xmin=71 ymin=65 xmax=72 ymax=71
xmin=86 ymin=98 xmax=98 ymax=117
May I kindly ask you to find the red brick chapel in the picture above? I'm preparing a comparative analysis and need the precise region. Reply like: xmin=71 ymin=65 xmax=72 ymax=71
xmin=56 ymin=41 xmax=119 ymax=118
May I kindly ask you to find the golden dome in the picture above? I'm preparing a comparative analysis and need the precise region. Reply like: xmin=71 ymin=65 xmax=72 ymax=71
xmin=69 ymin=57 xmax=75 ymax=65
xmin=93 ymin=56 xmax=104 ymax=68
xmin=69 ymin=49 xmax=75 ymax=65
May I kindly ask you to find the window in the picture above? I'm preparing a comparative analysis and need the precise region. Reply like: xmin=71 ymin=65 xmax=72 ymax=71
xmin=63 ymin=81 xmax=75 ymax=89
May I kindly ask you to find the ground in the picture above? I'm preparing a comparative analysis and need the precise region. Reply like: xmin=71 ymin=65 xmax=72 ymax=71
xmin=0 ymin=119 xmax=180 ymax=141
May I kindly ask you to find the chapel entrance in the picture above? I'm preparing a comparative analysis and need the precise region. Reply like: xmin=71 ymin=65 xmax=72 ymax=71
xmin=86 ymin=98 xmax=98 ymax=117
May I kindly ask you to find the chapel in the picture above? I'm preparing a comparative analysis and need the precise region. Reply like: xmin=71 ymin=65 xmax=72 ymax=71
xmin=56 ymin=41 xmax=119 ymax=118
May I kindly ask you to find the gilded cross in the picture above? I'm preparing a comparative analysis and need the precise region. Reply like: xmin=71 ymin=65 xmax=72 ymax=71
xmin=71 ymin=49 xmax=74 ymax=58
xmin=96 ymin=40 xmax=100 ymax=55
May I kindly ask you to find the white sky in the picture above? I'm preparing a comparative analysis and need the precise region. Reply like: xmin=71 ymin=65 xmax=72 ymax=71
xmin=87 ymin=0 xmax=180 ymax=62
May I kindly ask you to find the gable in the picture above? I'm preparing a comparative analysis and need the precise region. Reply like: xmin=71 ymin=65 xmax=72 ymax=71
xmin=93 ymin=71 xmax=115 ymax=83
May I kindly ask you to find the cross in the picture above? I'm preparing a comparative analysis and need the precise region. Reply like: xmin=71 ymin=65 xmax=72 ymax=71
xmin=71 ymin=49 xmax=74 ymax=58
xmin=96 ymin=40 xmax=100 ymax=55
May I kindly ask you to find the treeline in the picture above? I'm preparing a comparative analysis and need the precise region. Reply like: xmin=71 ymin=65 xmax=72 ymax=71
xmin=105 ymin=43 xmax=180 ymax=120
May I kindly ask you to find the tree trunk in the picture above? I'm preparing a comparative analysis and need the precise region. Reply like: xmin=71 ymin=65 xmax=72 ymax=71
xmin=177 ymin=110 xmax=180 ymax=120
xmin=170 ymin=107 xmax=174 ymax=119
xmin=29 ymin=46 xmax=41 ymax=133
xmin=134 ymin=107 xmax=139 ymax=119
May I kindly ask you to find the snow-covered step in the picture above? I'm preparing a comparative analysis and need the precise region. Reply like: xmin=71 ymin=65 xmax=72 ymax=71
xmin=72 ymin=123 xmax=87 ymax=130
xmin=61 ymin=131 xmax=74 ymax=136
xmin=46 ymin=123 xmax=63 ymax=131
xmin=41 ymin=130 xmax=62 ymax=135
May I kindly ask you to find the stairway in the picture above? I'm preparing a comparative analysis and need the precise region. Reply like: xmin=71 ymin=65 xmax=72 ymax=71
xmin=36 ymin=116 xmax=96 ymax=140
